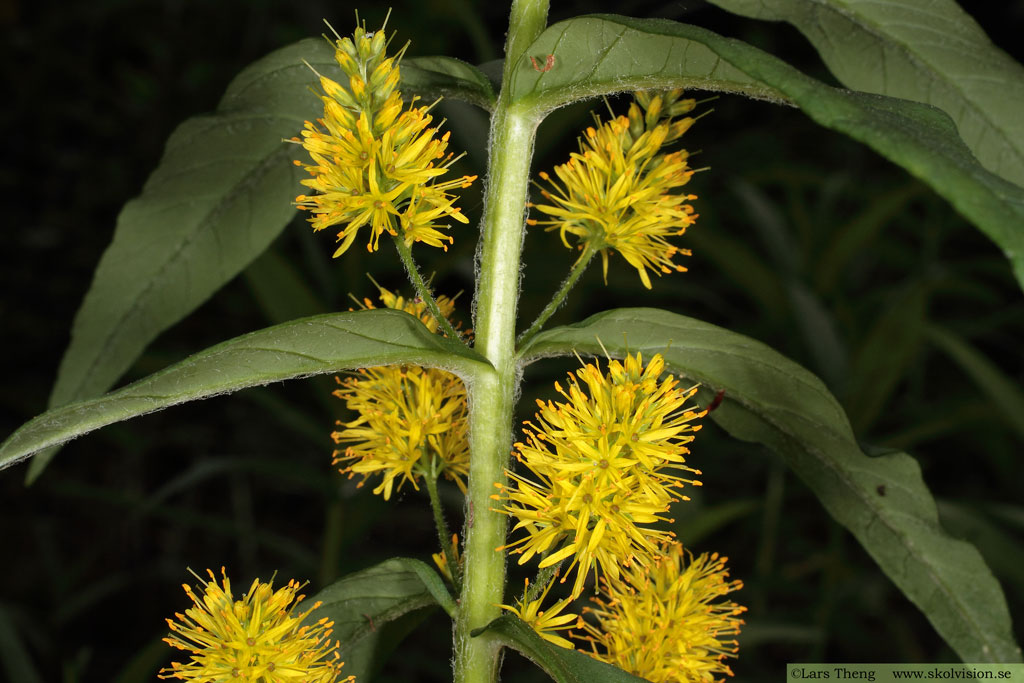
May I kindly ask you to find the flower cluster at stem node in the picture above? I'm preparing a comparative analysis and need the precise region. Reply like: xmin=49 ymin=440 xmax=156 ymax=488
xmin=529 ymin=89 xmax=703 ymax=288
xmin=494 ymin=350 xmax=747 ymax=680
xmin=159 ymin=568 xmax=349 ymax=682
xmin=578 ymin=544 xmax=746 ymax=682
xmin=332 ymin=287 xmax=469 ymax=499
xmin=494 ymin=352 xmax=706 ymax=598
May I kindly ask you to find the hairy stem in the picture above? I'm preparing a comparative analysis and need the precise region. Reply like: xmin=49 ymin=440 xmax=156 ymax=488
xmin=425 ymin=457 xmax=462 ymax=591
xmin=454 ymin=1 xmax=549 ymax=682
xmin=392 ymin=234 xmax=463 ymax=341
xmin=524 ymin=559 xmax=565 ymax=604
xmin=516 ymin=242 xmax=597 ymax=349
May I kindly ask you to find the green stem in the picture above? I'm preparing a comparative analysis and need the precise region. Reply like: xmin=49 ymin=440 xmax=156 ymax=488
xmin=455 ymin=2 xmax=549 ymax=682
xmin=500 ymin=0 xmax=550 ymax=86
xmin=524 ymin=558 xmax=564 ymax=604
xmin=516 ymin=243 xmax=597 ymax=349
xmin=425 ymin=457 xmax=462 ymax=591
xmin=392 ymin=234 xmax=463 ymax=342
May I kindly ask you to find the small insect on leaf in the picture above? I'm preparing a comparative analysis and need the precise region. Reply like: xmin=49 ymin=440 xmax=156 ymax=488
xmin=530 ymin=54 xmax=555 ymax=72
xmin=876 ymin=485 xmax=887 ymax=496
xmin=705 ymin=389 xmax=726 ymax=413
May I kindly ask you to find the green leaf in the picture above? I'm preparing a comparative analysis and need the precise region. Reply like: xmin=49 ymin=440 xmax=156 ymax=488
xmin=938 ymin=501 xmax=1024 ymax=597
xmin=518 ymin=307 xmax=1021 ymax=663
xmin=402 ymin=56 xmax=497 ymax=110
xmin=307 ymin=558 xmax=456 ymax=681
xmin=846 ymin=281 xmax=930 ymax=431
xmin=510 ymin=16 xmax=787 ymax=108
xmin=477 ymin=59 xmax=505 ymax=94
xmin=926 ymin=325 xmax=1024 ymax=442
xmin=509 ymin=15 xmax=1024 ymax=292
xmin=340 ymin=607 xmax=435 ymax=681
xmin=33 ymin=38 xmax=330 ymax=481
xmin=472 ymin=615 xmax=649 ymax=683
xmin=706 ymin=0 xmax=1024 ymax=188
xmin=1 ymin=309 xmax=489 ymax=472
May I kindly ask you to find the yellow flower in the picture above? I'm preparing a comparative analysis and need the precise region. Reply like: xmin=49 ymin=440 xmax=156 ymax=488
xmin=432 ymin=533 xmax=462 ymax=584
xmin=494 ymin=352 xmax=705 ymax=598
xmin=293 ymin=24 xmax=476 ymax=257
xmin=529 ymin=89 xmax=701 ymax=288
xmin=499 ymin=577 xmax=579 ymax=650
xmin=160 ymin=568 xmax=349 ymax=683
xmin=577 ymin=544 xmax=746 ymax=683
xmin=332 ymin=288 xmax=469 ymax=499
xmin=361 ymin=284 xmax=465 ymax=337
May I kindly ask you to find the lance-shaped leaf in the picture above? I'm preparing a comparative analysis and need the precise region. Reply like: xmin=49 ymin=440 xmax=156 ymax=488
xmin=471 ymin=615 xmax=649 ymax=683
xmin=1 ymin=309 xmax=490 ymax=472
xmin=508 ymin=14 xmax=1024 ymax=292
xmin=42 ymin=39 xmax=327 ymax=466
xmin=518 ymin=307 xmax=1021 ymax=663
xmin=34 ymin=38 xmax=494 ymax=483
xmin=306 ymin=557 xmax=456 ymax=681
xmin=706 ymin=0 xmax=1024 ymax=188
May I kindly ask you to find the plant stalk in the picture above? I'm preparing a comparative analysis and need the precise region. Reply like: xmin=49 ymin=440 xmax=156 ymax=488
xmin=516 ymin=243 xmax=597 ymax=349
xmin=425 ymin=456 xmax=462 ymax=591
xmin=392 ymin=234 xmax=463 ymax=341
xmin=454 ymin=1 xmax=549 ymax=681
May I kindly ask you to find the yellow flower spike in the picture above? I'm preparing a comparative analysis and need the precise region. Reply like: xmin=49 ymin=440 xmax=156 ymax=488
xmin=293 ymin=22 xmax=475 ymax=256
xmin=159 ymin=568 xmax=350 ymax=683
xmin=332 ymin=288 xmax=469 ymax=499
xmin=499 ymin=578 xmax=579 ymax=650
xmin=577 ymin=544 xmax=746 ymax=683
xmin=495 ymin=352 xmax=705 ymax=599
xmin=531 ymin=90 xmax=703 ymax=288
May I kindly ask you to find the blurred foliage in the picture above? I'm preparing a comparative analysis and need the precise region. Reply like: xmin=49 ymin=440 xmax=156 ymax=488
xmin=1 ymin=1 xmax=1022 ymax=682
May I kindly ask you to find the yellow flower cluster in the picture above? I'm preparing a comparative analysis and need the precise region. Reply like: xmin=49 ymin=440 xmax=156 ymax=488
xmin=160 ymin=568 xmax=348 ymax=683
xmin=494 ymin=352 xmax=705 ymax=598
xmin=495 ymin=352 xmax=747 ymax=679
xmin=332 ymin=288 xmax=469 ymax=499
xmin=578 ymin=545 xmax=746 ymax=682
xmin=294 ymin=24 xmax=476 ymax=257
xmin=529 ymin=89 xmax=701 ymax=288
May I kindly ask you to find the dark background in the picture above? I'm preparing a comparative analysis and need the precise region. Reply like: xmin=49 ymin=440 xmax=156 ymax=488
xmin=2 ymin=1 xmax=1023 ymax=681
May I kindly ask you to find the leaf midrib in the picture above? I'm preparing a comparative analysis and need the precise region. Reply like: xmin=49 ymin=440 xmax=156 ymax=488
xmin=514 ymin=16 xmax=791 ymax=110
